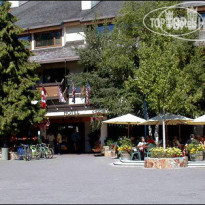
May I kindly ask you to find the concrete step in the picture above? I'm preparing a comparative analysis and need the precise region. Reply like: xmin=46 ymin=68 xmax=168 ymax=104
xmin=114 ymin=159 xmax=205 ymax=168
xmin=188 ymin=161 xmax=205 ymax=167
xmin=120 ymin=159 xmax=144 ymax=164
xmin=113 ymin=159 xmax=144 ymax=167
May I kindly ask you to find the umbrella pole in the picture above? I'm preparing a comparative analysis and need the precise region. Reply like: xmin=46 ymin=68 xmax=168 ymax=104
xmin=128 ymin=124 xmax=130 ymax=137
xmin=179 ymin=124 xmax=181 ymax=139
xmin=162 ymin=119 xmax=166 ymax=149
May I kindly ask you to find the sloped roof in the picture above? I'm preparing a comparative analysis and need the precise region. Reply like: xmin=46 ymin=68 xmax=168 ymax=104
xmin=11 ymin=1 xmax=125 ymax=30
xmin=29 ymin=41 xmax=82 ymax=63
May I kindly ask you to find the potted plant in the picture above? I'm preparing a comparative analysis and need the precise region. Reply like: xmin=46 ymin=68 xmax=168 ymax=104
xmin=187 ymin=142 xmax=205 ymax=161
xmin=117 ymin=137 xmax=132 ymax=160
xmin=150 ymin=147 xmax=182 ymax=158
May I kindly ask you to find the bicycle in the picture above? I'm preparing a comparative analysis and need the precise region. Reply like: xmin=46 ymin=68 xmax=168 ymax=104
xmin=17 ymin=144 xmax=32 ymax=161
xmin=37 ymin=143 xmax=54 ymax=159
xmin=30 ymin=145 xmax=41 ymax=160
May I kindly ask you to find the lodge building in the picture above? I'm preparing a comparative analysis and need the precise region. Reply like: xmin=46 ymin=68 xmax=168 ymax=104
xmin=9 ymin=1 xmax=205 ymax=153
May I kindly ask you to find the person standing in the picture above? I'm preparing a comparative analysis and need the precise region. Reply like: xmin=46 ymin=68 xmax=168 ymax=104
xmin=71 ymin=129 xmax=80 ymax=153
xmin=47 ymin=132 xmax=55 ymax=151
xmin=57 ymin=132 xmax=62 ymax=155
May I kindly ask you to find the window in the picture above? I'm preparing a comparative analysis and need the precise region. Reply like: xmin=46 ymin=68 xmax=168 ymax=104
xmin=34 ymin=30 xmax=62 ymax=48
xmin=91 ymin=1 xmax=100 ymax=8
xmin=201 ymin=13 xmax=205 ymax=29
xmin=37 ymin=68 xmax=65 ymax=84
xmin=98 ymin=24 xmax=114 ymax=34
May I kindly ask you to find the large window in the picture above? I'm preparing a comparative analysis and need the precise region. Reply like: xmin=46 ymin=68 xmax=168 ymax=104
xmin=34 ymin=30 xmax=62 ymax=48
xmin=98 ymin=24 xmax=114 ymax=34
xmin=201 ymin=13 xmax=205 ymax=29
xmin=37 ymin=68 xmax=65 ymax=84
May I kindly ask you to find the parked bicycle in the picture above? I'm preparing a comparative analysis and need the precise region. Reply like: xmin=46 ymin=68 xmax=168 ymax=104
xmin=37 ymin=143 xmax=54 ymax=159
xmin=30 ymin=145 xmax=41 ymax=160
xmin=17 ymin=144 xmax=32 ymax=161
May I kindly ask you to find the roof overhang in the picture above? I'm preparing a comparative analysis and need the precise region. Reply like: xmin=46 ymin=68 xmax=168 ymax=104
xmin=30 ymin=56 xmax=80 ymax=64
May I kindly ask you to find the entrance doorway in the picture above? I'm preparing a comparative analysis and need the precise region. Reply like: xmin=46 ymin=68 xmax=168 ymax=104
xmin=48 ymin=122 xmax=85 ymax=154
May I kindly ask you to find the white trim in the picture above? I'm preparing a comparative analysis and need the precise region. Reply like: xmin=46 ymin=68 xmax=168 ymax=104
xmin=46 ymin=109 xmax=106 ymax=117
xmin=31 ymin=33 xmax=35 ymax=50
xmin=62 ymin=25 xmax=66 ymax=46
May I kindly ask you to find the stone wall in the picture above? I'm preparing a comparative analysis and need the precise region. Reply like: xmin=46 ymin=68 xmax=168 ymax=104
xmin=144 ymin=157 xmax=188 ymax=169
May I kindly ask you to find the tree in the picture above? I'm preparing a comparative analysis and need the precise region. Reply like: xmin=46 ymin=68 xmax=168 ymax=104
xmin=119 ymin=1 xmax=205 ymax=117
xmin=104 ymin=1 xmax=204 ymax=118
xmin=0 ymin=2 xmax=46 ymax=147
xmin=68 ymin=23 xmax=141 ymax=116
xmin=69 ymin=1 xmax=205 ymax=119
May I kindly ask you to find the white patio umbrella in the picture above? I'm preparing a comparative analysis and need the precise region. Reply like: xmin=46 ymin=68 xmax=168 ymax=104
xmin=188 ymin=114 xmax=205 ymax=125
xmin=141 ymin=114 xmax=193 ymax=149
xmin=102 ymin=114 xmax=146 ymax=137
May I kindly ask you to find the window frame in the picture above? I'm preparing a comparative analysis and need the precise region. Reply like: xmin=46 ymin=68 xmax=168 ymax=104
xmin=34 ymin=30 xmax=62 ymax=49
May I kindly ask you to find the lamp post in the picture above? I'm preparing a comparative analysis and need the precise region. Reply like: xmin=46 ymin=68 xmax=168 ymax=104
xmin=143 ymin=99 xmax=148 ymax=139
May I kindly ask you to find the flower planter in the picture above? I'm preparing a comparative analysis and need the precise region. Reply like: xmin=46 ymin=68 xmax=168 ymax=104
xmin=102 ymin=146 xmax=110 ymax=156
xmin=9 ymin=152 xmax=19 ymax=160
xmin=120 ymin=151 xmax=131 ymax=160
xmin=144 ymin=157 xmax=188 ymax=169
xmin=190 ymin=151 xmax=204 ymax=161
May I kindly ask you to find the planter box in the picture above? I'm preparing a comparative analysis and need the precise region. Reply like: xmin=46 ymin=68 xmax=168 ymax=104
xmin=102 ymin=146 xmax=110 ymax=156
xmin=104 ymin=150 xmax=116 ymax=158
xmin=120 ymin=151 xmax=131 ymax=160
xmin=190 ymin=151 xmax=203 ymax=161
xmin=144 ymin=157 xmax=188 ymax=169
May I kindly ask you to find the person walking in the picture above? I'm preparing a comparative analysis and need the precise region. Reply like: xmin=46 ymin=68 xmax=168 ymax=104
xmin=57 ymin=132 xmax=62 ymax=155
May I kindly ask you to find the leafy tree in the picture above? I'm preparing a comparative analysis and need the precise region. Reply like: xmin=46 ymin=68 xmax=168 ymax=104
xmin=68 ymin=23 xmax=140 ymax=116
xmin=0 ymin=2 xmax=46 ymax=147
xmin=68 ymin=1 xmax=205 ymax=118
xmin=118 ymin=1 xmax=205 ymax=117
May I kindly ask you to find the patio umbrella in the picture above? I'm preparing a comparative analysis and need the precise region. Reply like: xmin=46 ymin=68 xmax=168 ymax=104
xmin=102 ymin=114 xmax=146 ymax=137
xmin=188 ymin=114 xmax=205 ymax=125
xmin=141 ymin=114 xmax=193 ymax=149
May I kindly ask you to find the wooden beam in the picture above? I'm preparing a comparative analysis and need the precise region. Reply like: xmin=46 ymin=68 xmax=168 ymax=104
xmin=21 ymin=25 xmax=62 ymax=35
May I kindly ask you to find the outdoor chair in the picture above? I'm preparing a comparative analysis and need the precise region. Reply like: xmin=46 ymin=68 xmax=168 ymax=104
xmin=131 ymin=147 xmax=141 ymax=161
xmin=144 ymin=143 xmax=156 ymax=157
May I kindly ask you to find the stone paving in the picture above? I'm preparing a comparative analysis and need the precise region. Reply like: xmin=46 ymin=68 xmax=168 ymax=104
xmin=0 ymin=154 xmax=205 ymax=204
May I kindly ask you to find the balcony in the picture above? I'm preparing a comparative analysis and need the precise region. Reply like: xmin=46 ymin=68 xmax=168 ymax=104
xmin=37 ymin=82 xmax=87 ymax=108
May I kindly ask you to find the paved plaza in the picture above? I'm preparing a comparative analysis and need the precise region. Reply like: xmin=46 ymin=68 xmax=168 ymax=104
xmin=0 ymin=155 xmax=205 ymax=204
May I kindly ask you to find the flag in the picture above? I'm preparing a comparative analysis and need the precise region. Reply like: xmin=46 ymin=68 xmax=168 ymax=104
xmin=147 ymin=112 xmax=152 ymax=137
xmin=58 ymin=86 xmax=66 ymax=103
xmin=81 ymin=85 xmax=86 ymax=97
xmin=41 ymin=86 xmax=47 ymax=108
xmin=86 ymin=83 xmax=91 ymax=106
xmin=72 ymin=83 xmax=77 ymax=103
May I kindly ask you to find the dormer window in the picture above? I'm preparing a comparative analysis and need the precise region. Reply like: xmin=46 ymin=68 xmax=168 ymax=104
xmin=91 ymin=1 xmax=100 ymax=8
xmin=34 ymin=30 xmax=62 ymax=48
xmin=81 ymin=1 xmax=100 ymax=10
